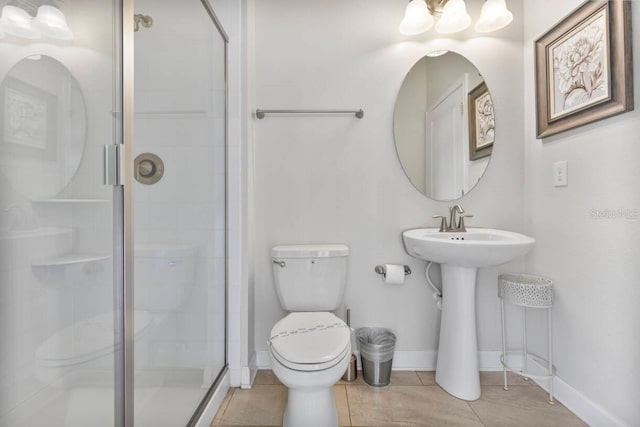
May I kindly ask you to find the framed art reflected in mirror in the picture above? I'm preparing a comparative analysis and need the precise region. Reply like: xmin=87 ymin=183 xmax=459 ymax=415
xmin=0 ymin=76 xmax=58 ymax=161
xmin=468 ymin=81 xmax=494 ymax=161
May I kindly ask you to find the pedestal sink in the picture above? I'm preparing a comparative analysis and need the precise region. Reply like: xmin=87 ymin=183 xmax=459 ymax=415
xmin=402 ymin=227 xmax=535 ymax=400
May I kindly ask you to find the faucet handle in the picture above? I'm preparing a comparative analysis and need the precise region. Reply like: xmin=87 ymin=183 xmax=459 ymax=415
xmin=458 ymin=214 xmax=473 ymax=232
xmin=432 ymin=215 xmax=447 ymax=232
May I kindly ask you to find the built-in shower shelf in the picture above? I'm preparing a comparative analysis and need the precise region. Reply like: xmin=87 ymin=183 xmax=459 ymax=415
xmin=32 ymin=254 xmax=111 ymax=268
xmin=32 ymin=198 xmax=110 ymax=204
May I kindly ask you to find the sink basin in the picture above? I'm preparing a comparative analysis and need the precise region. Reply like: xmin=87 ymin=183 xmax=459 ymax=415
xmin=402 ymin=227 xmax=535 ymax=401
xmin=402 ymin=228 xmax=535 ymax=267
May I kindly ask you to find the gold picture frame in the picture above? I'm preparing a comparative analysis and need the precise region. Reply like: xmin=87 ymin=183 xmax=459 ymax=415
xmin=468 ymin=81 xmax=494 ymax=161
xmin=535 ymin=1 xmax=633 ymax=138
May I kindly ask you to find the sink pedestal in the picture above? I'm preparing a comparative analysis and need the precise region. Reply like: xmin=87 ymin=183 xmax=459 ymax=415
xmin=435 ymin=265 xmax=481 ymax=401
xmin=402 ymin=227 xmax=535 ymax=400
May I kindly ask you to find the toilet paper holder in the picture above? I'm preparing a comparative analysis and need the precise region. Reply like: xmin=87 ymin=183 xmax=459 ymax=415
xmin=374 ymin=265 xmax=412 ymax=277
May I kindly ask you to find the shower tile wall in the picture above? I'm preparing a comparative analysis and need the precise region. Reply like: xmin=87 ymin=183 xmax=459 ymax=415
xmin=132 ymin=0 xmax=226 ymax=390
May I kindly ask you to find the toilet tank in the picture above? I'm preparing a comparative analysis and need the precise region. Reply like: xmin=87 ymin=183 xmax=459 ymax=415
xmin=271 ymin=244 xmax=349 ymax=311
xmin=135 ymin=245 xmax=197 ymax=311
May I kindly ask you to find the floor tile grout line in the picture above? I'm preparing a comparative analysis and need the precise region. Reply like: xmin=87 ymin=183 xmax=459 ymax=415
xmin=412 ymin=371 xmax=423 ymax=386
xmin=466 ymin=400 xmax=488 ymax=427
xmin=343 ymin=384 xmax=353 ymax=427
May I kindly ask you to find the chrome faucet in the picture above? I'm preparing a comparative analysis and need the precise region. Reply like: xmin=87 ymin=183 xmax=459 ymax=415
xmin=432 ymin=205 xmax=473 ymax=232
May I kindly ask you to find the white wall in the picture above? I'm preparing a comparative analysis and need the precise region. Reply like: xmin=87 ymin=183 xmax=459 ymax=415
xmin=523 ymin=1 xmax=640 ymax=426
xmin=252 ymin=0 xmax=525 ymax=361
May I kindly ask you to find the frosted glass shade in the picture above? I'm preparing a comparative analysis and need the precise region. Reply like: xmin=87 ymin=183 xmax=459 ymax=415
xmin=0 ymin=5 xmax=40 ymax=39
xmin=32 ymin=5 xmax=73 ymax=40
xmin=475 ymin=0 xmax=513 ymax=33
xmin=435 ymin=0 xmax=471 ymax=34
xmin=399 ymin=0 xmax=434 ymax=36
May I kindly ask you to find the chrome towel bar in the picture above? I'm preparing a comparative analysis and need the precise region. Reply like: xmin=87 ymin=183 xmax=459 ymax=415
xmin=255 ymin=109 xmax=364 ymax=119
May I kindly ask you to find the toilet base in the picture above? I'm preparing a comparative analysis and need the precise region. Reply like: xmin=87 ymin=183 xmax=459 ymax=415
xmin=270 ymin=345 xmax=350 ymax=427
xmin=283 ymin=387 xmax=338 ymax=427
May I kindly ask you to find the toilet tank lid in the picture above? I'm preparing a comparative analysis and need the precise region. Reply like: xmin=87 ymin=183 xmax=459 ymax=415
xmin=271 ymin=244 xmax=348 ymax=258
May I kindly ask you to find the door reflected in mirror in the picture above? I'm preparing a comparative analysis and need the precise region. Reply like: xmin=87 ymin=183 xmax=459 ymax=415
xmin=394 ymin=51 xmax=494 ymax=201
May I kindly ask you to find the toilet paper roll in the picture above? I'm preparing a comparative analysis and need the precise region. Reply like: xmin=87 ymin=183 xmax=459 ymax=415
xmin=384 ymin=264 xmax=405 ymax=285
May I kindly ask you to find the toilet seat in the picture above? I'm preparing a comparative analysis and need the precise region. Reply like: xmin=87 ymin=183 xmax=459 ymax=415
xmin=35 ymin=311 xmax=154 ymax=367
xmin=269 ymin=312 xmax=350 ymax=372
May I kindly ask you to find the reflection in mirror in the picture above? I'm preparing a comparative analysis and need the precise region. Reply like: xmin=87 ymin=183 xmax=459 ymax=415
xmin=0 ymin=55 xmax=87 ymax=199
xmin=394 ymin=51 xmax=494 ymax=201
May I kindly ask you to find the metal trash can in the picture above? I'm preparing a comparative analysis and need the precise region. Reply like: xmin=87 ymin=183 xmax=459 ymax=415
xmin=356 ymin=327 xmax=396 ymax=387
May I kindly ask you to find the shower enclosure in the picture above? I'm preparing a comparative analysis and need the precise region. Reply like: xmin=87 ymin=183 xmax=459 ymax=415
xmin=0 ymin=0 xmax=228 ymax=426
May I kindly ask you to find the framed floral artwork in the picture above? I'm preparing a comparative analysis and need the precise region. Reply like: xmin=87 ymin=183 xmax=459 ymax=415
xmin=468 ymin=82 xmax=494 ymax=160
xmin=0 ymin=76 xmax=57 ymax=160
xmin=535 ymin=1 xmax=633 ymax=138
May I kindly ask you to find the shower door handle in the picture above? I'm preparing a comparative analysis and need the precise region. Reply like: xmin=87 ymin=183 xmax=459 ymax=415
xmin=103 ymin=144 xmax=124 ymax=186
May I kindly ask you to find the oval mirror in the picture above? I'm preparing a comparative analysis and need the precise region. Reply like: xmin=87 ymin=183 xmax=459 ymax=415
xmin=0 ymin=55 xmax=87 ymax=199
xmin=394 ymin=52 xmax=494 ymax=201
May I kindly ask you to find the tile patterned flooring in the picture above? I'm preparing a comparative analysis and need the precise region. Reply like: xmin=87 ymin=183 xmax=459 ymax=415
xmin=211 ymin=370 xmax=586 ymax=427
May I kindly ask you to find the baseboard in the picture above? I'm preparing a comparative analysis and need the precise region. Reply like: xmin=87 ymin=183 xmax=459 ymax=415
xmin=194 ymin=370 xmax=230 ymax=427
xmin=255 ymin=350 xmax=504 ymax=371
xmin=528 ymin=357 xmax=627 ymax=427
xmin=256 ymin=349 xmax=271 ymax=368
xmin=240 ymin=351 xmax=258 ymax=389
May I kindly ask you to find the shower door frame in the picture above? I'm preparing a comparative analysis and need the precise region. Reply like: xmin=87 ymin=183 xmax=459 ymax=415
xmin=114 ymin=1 xmax=230 ymax=426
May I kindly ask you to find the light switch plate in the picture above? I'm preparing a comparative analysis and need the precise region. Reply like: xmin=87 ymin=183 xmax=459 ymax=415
xmin=553 ymin=160 xmax=568 ymax=187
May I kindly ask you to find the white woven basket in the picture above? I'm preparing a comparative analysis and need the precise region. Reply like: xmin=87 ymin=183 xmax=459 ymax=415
xmin=498 ymin=273 xmax=553 ymax=308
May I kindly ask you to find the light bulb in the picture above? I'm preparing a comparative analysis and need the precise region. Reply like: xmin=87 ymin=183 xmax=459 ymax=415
xmin=435 ymin=0 xmax=471 ymax=34
xmin=32 ymin=5 xmax=73 ymax=40
xmin=399 ymin=0 xmax=434 ymax=36
xmin=475 ymin=0 xmax=513 ymax=33
xmin=0 ymin=5 xmax=41 ymax=39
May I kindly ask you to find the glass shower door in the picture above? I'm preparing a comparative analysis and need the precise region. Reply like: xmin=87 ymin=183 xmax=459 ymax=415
xmin=0 ymin=1 xmax=119 ymax=426
xmin=130 ymin=0 xmax=227 ymax=425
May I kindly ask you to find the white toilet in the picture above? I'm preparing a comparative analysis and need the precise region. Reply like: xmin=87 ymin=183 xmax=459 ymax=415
xmin=35 ymin=245 xmax=197 ymax=385
xmin=268 ymin=244 xmax=351 ymax=427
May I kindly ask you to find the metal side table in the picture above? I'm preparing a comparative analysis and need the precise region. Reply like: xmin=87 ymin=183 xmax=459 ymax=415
xmin=498 ymin=273 xmax=555 ymax=404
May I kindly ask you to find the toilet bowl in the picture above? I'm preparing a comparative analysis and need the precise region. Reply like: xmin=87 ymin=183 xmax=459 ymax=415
xmin=34 ymin=310 xmax=155 ymax=385
xmin=34 ymin=244 xmax=197 ymax=386
xmin=269 ymin=312 xmax=351 ymax=427
xmin=269 ymin=244 xmax=350 ymax=427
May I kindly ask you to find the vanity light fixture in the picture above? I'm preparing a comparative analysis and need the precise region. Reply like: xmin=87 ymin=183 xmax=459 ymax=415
xmin=0 ymin=3 xmax=73 ymax=40
xmin=32 ymin=5 xmax=73 ymax=40
xmin=399 ymin=0 xmax=513 ymax=36
xmin=474 ymin=0 xmax=513 ymax=32
xmin=399 ymin=0 xmax=434 ymax=36
xmin=0 ymin=5 xmax=41 ymax=39
xmin=435 ymin=0 xmax=471 ymax=34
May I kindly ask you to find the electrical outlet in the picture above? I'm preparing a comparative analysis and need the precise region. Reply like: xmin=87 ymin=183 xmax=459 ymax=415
xmin=553 ymin=160 xmax=568 ymax=187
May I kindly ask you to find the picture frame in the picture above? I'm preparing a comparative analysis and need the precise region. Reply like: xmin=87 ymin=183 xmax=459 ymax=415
xmin=0 ymin=76 xmax=58 ymax=160
xmin=535 ymin=1 xmax=633 ymax=138
xmin=468 ymin=81 xmax=494 ymax=161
